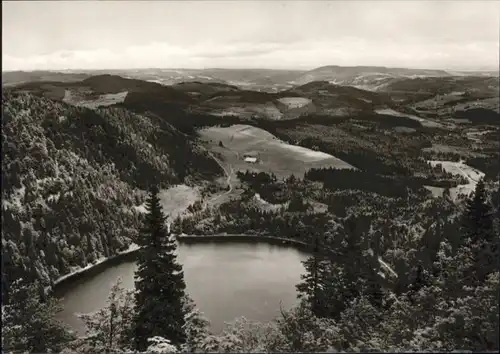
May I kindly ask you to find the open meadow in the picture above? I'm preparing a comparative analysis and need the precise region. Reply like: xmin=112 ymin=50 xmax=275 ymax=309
xmin=199 ymin=124 xmax=354 ymax=179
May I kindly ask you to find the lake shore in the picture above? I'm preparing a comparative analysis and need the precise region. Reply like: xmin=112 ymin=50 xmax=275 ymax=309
xmin=51 ymin=234 xmax=313 ymax=295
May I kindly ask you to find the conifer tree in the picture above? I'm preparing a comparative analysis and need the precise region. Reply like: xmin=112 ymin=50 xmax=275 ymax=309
xmin=173 ymin=215 xmax=183 ymax=235
xmin=296 ymin=214 xmax=339 ymax=317
xmin=297 ymin=221 xmax=325 ymax=314
xmin=495 ymin=183 xmax=500 ymax=215
xmin=443 ymin=187 xmax=451 ymax=201
xmin=133 ymin=185 xmax=187 ymax=351
xmin=462 ymin=179 xmax=493 ymax=243
xmin=2 ymin=279 xmax=75 ymax=353
xmin=338 ymin=215 xmax=373 ymax=302
xmin=461 ymin=179 xmax=497 ymax=282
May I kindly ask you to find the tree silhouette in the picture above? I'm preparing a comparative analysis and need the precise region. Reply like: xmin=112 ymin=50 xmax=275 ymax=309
xmin=462 ymin=179 xmax=494 ymax=245
xmin=133 ymin=185 xmax=187 ymax=350
xmin=461 ymin=179 xmax=497 ymax=283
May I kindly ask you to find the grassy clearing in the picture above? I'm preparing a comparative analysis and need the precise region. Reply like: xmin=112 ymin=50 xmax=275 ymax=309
xmin=133 ymin=184 xmax=201 ymax=221
xmin=423 ymin=185 xmax=445 ymax=198
xmin=422 ymin=143 xmax=488 ymax=158
xmin=428 ymin=160 xmax=485 ymax=200
xmin=277 ymin=97 xmax=312 ymax=108
xmin=249 ymin=193 xmax=286 ymax=213
xmin=375 ymin=108 xmax=445 ymax=128
xmin=159 ymin=185 xmax=202 ymax=221
xmin=63 ymin=90 xmax=128 ymax=109
xmin=199 ymin=124 xmax=353 ymax=180
xmin=210 ymin=104 xmax=283 ymax=120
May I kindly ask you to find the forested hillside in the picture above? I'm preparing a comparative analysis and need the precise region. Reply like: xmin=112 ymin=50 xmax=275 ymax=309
xmin=1 ymin=92 xmax=222 ymax=298
xmin=170 ymin=173 xmax=500 ymax=352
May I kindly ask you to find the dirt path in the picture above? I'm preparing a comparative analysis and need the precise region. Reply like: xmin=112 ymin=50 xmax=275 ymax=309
xmin=205 ymin=149 xmax=239 ymax=206
xmin=428 ymin=160 xmax=485 ymax=200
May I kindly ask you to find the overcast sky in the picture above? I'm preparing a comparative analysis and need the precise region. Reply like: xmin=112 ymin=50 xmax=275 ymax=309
xmin=2 ymin=1 xmax=499 ymax=71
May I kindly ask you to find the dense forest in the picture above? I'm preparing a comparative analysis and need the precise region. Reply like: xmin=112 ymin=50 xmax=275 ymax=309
xmin=248 ymin=113 xmax=498 ymax=186
xmin=1 ymin=82 xmax=499 ymax=353
xmin=3 ymin=179 xmax=499 ymax=353
xmin=1 ymin=92 xmax=222 ymax=299
xmin=177 ymin=169 xmax=461 ymax=240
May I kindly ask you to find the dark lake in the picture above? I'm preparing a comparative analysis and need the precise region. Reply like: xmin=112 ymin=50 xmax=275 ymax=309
xmin=55 ymin=241 xmax=307 ymax=335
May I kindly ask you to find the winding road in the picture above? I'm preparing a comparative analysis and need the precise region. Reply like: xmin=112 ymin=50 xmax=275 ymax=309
xmin=456 ymin=161 xmax=481 ymax=183
xmin=206 ymin=153 xmax=233 ymax=205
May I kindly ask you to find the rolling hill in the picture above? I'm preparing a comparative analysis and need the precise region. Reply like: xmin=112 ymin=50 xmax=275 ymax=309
xmin=5 ymin=75 xmax=395 ymax=121
xmin=3 ymin=65 xmax=459 ymax=93
xmin=9 ymin=71 xmax=497 ymax=127
xmin=292 ymin=65 xmax=452 ymax=90
xmin=2 ymin=70 xmax=91 ymax=87
xmin=285 ymin=81 xmax=394 ymax=114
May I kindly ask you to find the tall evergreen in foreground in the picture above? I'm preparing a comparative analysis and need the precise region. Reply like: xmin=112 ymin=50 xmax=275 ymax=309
xmin=133 ymin=185 xmax=187 ymax=351
xmin=462 ymin=179 xmax=494 ymax=245
xmin=296 ymin=214 xmax=341 ymax=318
xmin=461 ymin=179 xmax=498 ymax=283
xmin=296 ymin=229 xmax=329 ymax=317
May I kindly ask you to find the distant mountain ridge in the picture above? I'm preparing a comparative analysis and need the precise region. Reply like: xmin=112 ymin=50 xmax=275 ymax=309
xmin=5 ymin=70 xmax=498 ymax=122
xmin=3 ymin=65 xmax=483 ymax=93
xmin=2 ymin=70 xmax=91 ymax=87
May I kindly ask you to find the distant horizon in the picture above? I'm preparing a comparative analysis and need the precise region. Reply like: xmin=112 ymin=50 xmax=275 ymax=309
xmin=3 ymin=64 xmax=499 ymax=74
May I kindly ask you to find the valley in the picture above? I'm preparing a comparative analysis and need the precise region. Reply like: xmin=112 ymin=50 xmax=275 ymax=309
xmin=3 ymin=67 xmax=498 ymax=286
xmin=4 ymin=0 xmax=500 ymax=352
xmin=2 ymin=65 xmax=499 ymax=353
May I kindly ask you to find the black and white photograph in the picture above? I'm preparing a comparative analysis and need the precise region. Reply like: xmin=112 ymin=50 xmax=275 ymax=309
xmin=2 ymin=1 xmax=499 ymax=352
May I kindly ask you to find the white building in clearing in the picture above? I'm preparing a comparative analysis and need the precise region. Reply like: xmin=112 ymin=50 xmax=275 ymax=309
xmin=245 ymin=157 xmax=257 ymax=163
xmin=244 ymin=156 xmax=258 ymax=163
xmin=243 ymin=151 xmax=259 ymax=163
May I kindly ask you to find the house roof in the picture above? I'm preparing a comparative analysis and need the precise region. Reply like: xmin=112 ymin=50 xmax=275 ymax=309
xmin=243 ymin=151 xmax=259 ymax=157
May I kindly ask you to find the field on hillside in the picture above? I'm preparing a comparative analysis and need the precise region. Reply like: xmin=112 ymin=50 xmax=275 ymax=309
xmin=428 ymin=160 xmax=485 ymax=200
xmin=63 ymin=90 xmax=128 ymax=108
xmin=210 ymin=104 xmax=283 ymax=120
xmin=375 ymin=108 xmax=446 ymax=128
xmin=199 ymin=124 xmax=354 ymax=179
xmin=277 ymin=97 xmax=312 ymax=108
xmin=422 ymin=143 xmax=488 ymax=158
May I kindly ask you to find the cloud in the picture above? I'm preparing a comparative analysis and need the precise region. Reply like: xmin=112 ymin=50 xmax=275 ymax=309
xmin=2 ymin=1 xmax=498 ymax=71
xmin=3 ymin=38 xmax=499 ymax=71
